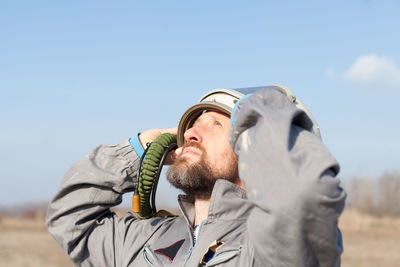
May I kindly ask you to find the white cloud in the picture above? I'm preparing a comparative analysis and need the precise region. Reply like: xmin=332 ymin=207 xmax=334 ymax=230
xmin=343 ymin=54 xmax=400 ymax=90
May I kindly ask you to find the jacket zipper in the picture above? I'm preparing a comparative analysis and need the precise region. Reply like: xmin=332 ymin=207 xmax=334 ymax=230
xmin=183 ymin=224 xmax=196 ymax=267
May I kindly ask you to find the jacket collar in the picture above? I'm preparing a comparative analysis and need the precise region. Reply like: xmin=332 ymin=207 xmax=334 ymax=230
xmin=177 ymin=179 xmax=250 ymax=227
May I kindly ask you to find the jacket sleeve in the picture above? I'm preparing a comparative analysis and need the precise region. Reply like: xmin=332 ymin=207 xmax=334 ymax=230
xmin=229 ymin=89 xmax=346 ymax=267
xmin=46 ymin=138 xmax=155 ymax=266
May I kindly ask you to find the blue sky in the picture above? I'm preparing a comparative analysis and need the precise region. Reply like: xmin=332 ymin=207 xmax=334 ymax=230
xmin=1 ymin=1 xmax=399 ymax=207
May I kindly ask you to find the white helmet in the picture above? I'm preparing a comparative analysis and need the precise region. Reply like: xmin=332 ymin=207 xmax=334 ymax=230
xmin=177 ymin=85 xmax=321 ymax=147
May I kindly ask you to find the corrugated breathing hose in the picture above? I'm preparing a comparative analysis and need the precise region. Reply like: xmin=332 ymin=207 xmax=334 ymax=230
xmin=132 ymin=133 xmax=177 ymax=219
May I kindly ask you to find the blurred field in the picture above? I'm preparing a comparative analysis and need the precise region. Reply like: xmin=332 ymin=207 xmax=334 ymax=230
xmin=1 ymin=208 xmax=399 ymax=267
xmin=339 ymin=209 xmax=400 ymax=267
xmin=0 ymin=210 xmax=72 ymax=267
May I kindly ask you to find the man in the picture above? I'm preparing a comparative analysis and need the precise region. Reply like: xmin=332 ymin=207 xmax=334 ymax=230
xmin=46 ymin=85 xmax=346 ymax=266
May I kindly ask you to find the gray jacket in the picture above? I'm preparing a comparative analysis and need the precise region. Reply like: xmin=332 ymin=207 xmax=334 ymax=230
xmin=46 ymin=88 xmax=346 ymax=266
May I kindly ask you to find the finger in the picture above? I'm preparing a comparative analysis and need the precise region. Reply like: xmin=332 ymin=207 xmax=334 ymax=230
xmin=164 ymin=148 xmax=180 ymax=165
xmin=174 ymin=147 xmax=183 ymax=156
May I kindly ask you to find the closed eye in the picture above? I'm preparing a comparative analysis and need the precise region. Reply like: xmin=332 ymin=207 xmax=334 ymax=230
xmin=213 ymin=120 xmax=222 ymax=127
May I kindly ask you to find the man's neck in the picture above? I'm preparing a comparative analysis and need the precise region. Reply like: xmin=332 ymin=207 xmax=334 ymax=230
xmin=194 ymin=198 xmax=210 ymax=226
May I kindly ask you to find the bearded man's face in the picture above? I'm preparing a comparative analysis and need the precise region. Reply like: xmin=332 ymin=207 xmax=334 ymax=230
xmin=167 ymin=111 xmax=239 ymax=199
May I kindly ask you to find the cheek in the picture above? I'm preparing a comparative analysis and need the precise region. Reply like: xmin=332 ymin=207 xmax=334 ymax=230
xmin=208 ymin=146 xmax=233 ymax=170
xmin=203 ymin=130 xmax=231 ymax=166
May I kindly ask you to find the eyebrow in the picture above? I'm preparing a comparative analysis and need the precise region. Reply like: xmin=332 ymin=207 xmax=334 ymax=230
xmin=193 ymin=113 xmax=222 ymax=127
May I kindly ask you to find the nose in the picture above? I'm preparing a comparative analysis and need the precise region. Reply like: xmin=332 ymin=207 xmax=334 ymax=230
xmin=184 ymin=126 xmax=202 ymax=144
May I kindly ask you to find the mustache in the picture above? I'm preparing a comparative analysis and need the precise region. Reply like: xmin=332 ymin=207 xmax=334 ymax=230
xmin=172 ymin=142 xmax=207 ymax=166
xmin=181 ymin=142 xmax=205 ymax=153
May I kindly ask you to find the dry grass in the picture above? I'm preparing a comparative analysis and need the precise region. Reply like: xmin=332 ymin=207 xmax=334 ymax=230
xmin=339 ymin=209 xmax=400 ymax=267
xmin=0 ymin=211 xmax=72 ymax=267
xmin=1 ymin=208 xmax=399 ymax=266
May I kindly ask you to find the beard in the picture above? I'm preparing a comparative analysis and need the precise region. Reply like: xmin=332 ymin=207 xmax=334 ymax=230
xmin=166 ymin=142 xmax=239 ymax=199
